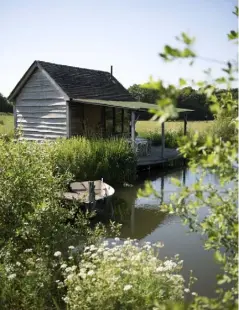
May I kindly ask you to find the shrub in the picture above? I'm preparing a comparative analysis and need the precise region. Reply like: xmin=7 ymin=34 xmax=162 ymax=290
xmin=210 ymin=116 xmax=236 ymax=142
xmin=52 ymin=137 xmax=137 ymax=184
xmin=0 ymin=139 xmax=119 ymax=309
xmin=62 ymin=239 xmax=189 ymax=310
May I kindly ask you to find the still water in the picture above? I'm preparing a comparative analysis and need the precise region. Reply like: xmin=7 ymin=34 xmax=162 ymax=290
xmin=102 ymin=167 xmax=224 ymax=298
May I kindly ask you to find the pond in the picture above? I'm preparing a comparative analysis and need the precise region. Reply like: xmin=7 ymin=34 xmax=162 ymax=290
xmin=100 ymin=167 xmax=225 ymax=298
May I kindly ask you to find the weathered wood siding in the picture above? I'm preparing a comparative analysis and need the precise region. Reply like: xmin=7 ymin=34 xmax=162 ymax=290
xmin=15 ymin=68 xmax=67 ymax=140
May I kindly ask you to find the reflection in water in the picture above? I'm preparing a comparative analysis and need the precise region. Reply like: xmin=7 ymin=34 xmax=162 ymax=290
xmin=100 ymin=167 xmax=227 ymax=298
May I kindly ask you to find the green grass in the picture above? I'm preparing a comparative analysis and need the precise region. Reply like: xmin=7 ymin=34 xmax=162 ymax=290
xmin=0 ymin=113 xmax=14 ymax=135
xmin=136 ymin=120 xmax=212 ymax=148
xmin=136 ymin=120 xmax=214 ymax=134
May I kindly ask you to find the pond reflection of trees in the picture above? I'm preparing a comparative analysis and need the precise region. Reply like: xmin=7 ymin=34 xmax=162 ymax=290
xmin=96 ymin=167 xmax=187 ymax=240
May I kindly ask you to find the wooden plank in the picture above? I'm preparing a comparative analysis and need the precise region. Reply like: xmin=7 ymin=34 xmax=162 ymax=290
xmin=17 ymin=118 xmax=66 ymax=125
xmin=21 ymin=127 xmax=66 ymax=134
xmin=17 ymin=99 xmax=66 ymax=107
xmin=16 ymin=106 xmax=66 ymax=113
xmin=18 ymin=123 xmax=67 ymax=131
xmin=66 ymin=101 xmax=70 ymax=138
xmin=17 ymin=112 xmax=66 ymax=119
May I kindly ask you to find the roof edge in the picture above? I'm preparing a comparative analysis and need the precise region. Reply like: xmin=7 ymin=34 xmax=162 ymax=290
xmin=8 ymin=61 xmax=69 ymax=101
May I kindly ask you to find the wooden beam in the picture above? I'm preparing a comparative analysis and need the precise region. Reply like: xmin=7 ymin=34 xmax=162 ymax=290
xmin=13 ymin=104 xmax=17 ymax=135
xmin=66 ymin=101 xmax=70 ymax=138
xmin=121 ymin=109 xmax=124 ymax=133
xmin=131 ymin=110 xmax=136 ymax=147
xmin=113 ymin=108 xmax=116 ymax=134
xmin=161 ymin=121 xmax=165 ymax=158
xmin=184 ymin=113 xmax=188 ymax=135
xmin=82 ymin=103 xmax=85 ymax=132
xmin=101 ymin=106 xmax=106 ymax=136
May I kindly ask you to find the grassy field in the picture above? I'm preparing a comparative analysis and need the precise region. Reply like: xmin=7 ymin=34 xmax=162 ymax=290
xmin=136 ymin=120 xmax=214 ymax=134
xmin=0 ymin=113 xmax=212 ymax=138
xmin=0 ymin=113 xmax=14 ymax=135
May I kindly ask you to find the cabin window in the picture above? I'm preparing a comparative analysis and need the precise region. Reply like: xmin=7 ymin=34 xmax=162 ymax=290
xmin=115 ymin=108 xmax=123 ymax=133
xmin=123 ymin=109 xmax=130 ymax=133
xmin=105 ymin=107 xmax=113 ymax=134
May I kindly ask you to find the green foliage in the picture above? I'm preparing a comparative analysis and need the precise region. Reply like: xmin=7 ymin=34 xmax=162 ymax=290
xmin=128 ymin=83 xmax=159 ymax=104
xmin=0 ymin=113 xmax=14 ymax=137
xmin=0 ymin=94 xmax=13 ymax=113
xmin=0 ymin=139 xmax=120 ymax=309
xmin=52 ymin=137 xmax=137 ymax=184
xmin=62 ymin=239 xmax=188 ymax=310
xmin=141 ymin=5 xmax=238 ymax=309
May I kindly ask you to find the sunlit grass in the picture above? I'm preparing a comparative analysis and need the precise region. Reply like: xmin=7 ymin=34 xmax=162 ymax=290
xmin=0 ymin=113 xmax=14 ymax=135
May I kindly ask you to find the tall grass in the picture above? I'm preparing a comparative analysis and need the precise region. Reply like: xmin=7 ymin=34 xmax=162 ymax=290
xmin=0 ymin=113 xmax=14 ymax=139
xmin=139 ymin=129 xmax=207 ymax=148
xmin=52 ymin=137 xmax=137 ymax=184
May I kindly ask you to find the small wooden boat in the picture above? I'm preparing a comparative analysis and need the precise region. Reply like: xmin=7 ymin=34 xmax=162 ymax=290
xmin=62 ymin=179 xmax=115 ymax=204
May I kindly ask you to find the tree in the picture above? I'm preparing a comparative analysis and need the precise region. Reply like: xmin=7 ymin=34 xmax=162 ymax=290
xmin=0 ymin=93 xmax=13 ymax=113
xmin=128 ymin=83 xmax=159 ymax=103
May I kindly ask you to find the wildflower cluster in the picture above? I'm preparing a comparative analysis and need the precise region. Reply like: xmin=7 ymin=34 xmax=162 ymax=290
xmin=62 ymin=239 xmax=187 ymax=310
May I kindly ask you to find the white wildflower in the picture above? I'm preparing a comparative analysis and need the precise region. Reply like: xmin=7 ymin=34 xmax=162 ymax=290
xmin=156 ymin=266 xmax=165 ymax=272
xmin=8 ymin=273 xmax=16 ymax=280
xmin=184 ymin=288 xmax=190 ymax=293
xmin=67 ymin=274 xmax=74 ymax=281
xmin=71 ymin=265 xmax=77 ymax=271
xmin=192 ymin=292 xmax=198 ymax=296
xmin=87 ymin=270 xmax=95 ymax=276
xmin=123 ymin=284 xmax=132 ymax=291
xmin=89 ymin=245 xmax=97 ymax=251
xmin=54 ymin=251 xmax=62 ymax=257
xmin=24 ymin=248 xmax=32 ymax=253
xmin=26 ymin=270 xmax=33 ymax=276
xmin=114 ymin=237 xmax=120 ymax=241
xmin=16 ymin=261 xmax=21 ymax=267
xmin=68 ymin=245 xmax=75 ymax=250
xmin=65 ymin=267 xmax=72 ymax=273
xmin=60 ymin=263 xmax=67 ymax=269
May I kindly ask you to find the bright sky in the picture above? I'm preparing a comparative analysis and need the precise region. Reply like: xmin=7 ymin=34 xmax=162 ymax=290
xmin=1 ymin=0 xmax=237 ymax=97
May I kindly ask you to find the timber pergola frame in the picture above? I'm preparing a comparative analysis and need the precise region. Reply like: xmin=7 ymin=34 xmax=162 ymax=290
xmin=70 ymin=98 xmax=193 ymax=157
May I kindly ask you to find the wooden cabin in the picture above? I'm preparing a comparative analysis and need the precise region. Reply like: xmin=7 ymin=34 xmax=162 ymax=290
xmin=8 ymin=60 xmax=191 ymax=156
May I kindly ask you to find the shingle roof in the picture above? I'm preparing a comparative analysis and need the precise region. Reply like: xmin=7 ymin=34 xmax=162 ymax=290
xmin=37 ymin=61 xmax=134 ymax=101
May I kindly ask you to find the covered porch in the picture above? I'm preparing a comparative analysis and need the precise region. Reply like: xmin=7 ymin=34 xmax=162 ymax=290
xmin=67 ymin=98 xmax=192 ymax=165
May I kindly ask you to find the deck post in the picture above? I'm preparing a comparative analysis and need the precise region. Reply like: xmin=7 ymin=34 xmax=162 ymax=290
xmin=131 ymin=110 xmax=136 ymax=148
xmin=88 ymin=181 xmax=96 ymax=210
xmin=184 ymin=113 xmax=188 ymax=135
xmin=161 ymin=121 xmax=165 ymax=158
xmin=183 ymin=167 xmax=186 ymax=185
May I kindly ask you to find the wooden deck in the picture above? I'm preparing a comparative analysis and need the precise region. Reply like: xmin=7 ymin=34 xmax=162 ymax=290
xmin=137 ymin=146 xmax=183 ymax=167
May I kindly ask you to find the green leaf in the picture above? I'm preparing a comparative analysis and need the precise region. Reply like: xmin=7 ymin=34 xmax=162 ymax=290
xmin=171 ymin=177 xmax=181 ymax=187
xmin=228 ymin=30 xmax=238 ymax=41
xmin=179 ymin=78 xmax=187 ymax=86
